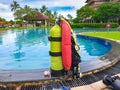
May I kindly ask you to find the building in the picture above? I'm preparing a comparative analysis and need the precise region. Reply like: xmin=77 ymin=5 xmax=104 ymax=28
xmin=0 ymin=22 xmax=4 ymax=28
xmin=32 ymin=12 xmax=50 ymax=26
xmin=24 ymin=11 xmax=50 ymax=27
xmin=86 ymin=0 xmax=120 ymax=7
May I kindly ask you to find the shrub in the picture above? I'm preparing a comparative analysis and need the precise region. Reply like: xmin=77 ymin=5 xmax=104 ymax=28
xmin=71 ymin=23 xmax=118 ymax=28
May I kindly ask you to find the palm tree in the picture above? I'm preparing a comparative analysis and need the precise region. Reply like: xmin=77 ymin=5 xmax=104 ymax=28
xmin=24 ymin=5 xmax=31 ymax=11
xmin=45 ymin=10 xmax=52 ymax=26
xmin=11 ymin=0 xmax=20 ymax=11
xmin=45 ymin=10 xmax=52 ymax=18
xmin=67 ymin=14 xmax=73 ymax=23
xmin=40 ymin=5 xmax=48 ymax=14
xmin=10 ymin=0 xmax=20 ymax=26
xmin=14 ymin=5 xmax=38 ymax=27
xmin=53 ymin=11 xmax=58 ymax=20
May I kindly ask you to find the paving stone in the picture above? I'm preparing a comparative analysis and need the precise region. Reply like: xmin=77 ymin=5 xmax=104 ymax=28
xmin=71 ymin=85 xmax=95 ymax=90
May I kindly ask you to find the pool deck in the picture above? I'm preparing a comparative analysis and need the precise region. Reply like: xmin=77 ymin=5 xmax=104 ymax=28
xmin=71 ymin=73 xmax=120 ymax=90
xmin=0 ymin=37 xmax=120 ymax=89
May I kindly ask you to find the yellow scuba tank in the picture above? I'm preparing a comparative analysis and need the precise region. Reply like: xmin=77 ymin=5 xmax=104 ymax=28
xmin=49 ymin=25 xmax=64 ymax=77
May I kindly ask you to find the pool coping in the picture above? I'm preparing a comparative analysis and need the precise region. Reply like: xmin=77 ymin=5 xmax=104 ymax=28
xmin=0 ymin=35 xmax=120 ymax=86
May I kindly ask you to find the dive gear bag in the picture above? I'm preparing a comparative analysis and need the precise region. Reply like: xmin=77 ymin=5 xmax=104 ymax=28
xmin=71 ymin=36 xmax=81 ymax=78
xmin=103 ymin=75 xmax=120 ymax=90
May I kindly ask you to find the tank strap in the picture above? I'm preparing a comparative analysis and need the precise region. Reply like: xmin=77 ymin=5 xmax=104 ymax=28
xmin=49 ymin=51 xmax=62 ymax=56
xmin=48 ymin=37 xmax=61 ymax=41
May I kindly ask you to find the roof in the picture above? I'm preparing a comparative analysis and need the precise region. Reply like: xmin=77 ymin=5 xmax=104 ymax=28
xmin=25 ymin=11 xmax=50 ymax=21
xmin=0 ymin=22 xmax=4 ymax=24
xmin=24 ymin=11 xmax=50 ymax=21
xmin=35 ymin=12 xmax=49 ymax=20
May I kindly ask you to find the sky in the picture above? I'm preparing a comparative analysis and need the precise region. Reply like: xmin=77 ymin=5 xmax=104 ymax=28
xmin=0 ymin=0 xmax=86 ymax=21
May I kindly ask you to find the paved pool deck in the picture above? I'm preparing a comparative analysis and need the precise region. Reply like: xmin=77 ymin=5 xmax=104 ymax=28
xmin=71 ymin=73 xmax=120 ymax=90
xmin=0 ymin=37 xmax=120 ymax=90
xmin=71 ymin=39 xmax=120 ymax=90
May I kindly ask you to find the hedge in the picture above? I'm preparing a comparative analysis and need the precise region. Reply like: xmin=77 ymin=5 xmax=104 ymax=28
xmin=71 ymin=23 xmax=118 ymax=28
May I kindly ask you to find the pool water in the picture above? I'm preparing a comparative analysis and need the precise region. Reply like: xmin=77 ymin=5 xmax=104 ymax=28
xmin=77 ymin=35 xmax=111 ymax=62
xmin=0 ymin=28 xmax=111 ymax=70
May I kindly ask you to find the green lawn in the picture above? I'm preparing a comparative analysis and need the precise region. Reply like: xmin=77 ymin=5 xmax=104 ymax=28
xmin=83 ymin=32 xmax=120 ymax=40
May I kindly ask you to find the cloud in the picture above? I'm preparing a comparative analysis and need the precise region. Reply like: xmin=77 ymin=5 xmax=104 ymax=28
xmin=0 ymin=3 xmax=9 ymax=10
xmin=0 ymin=0 xmax=86 ymax=20
xmin=17 ymin=0 xmax=86 ymax=10
xmin=0 ymin=12 xmax=14 ymax=21
xmin=0 ymin=3 xmax=13 ymax=20
xmin=22 ymin=0 xmax=86 ymax=18
xmin=58 ymin=10 xmax=76 ymax=18
xmin=0 ymin=0 xmax=12 ymax=4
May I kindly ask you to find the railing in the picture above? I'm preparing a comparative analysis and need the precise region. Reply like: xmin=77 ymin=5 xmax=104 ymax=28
xmin=73 ymin=28 xmax=120 ymax=33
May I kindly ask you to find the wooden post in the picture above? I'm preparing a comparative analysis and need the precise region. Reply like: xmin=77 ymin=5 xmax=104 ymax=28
xmin=45 ymin=20 xmax=47 ymax=26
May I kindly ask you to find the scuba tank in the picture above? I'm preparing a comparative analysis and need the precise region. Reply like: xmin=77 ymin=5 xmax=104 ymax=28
xmin=49 ymin=18 xmax=81 ymax=78
xmin=49 ymin=22 xmax=64 ymax=77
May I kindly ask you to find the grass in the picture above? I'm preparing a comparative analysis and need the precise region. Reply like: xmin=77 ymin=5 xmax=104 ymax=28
xmin=83 ymin=32 xmax=120 ymax=40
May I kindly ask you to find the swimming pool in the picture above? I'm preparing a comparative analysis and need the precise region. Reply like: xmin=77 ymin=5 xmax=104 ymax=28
xmin=77 ymin=35 xmax=112 ymax=62
xmin=0 ymin=28 xmax=112 ymax=70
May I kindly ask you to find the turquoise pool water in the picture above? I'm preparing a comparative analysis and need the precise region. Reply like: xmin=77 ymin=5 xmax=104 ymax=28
xmin=0 ymin=28 xmax=111 ymax=70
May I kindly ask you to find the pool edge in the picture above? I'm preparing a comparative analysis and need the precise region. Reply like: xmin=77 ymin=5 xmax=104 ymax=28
xmin=0 ymin=35 xmax=120 ymax=90
xmin=80 ymin=35 xmax=120 ymax=77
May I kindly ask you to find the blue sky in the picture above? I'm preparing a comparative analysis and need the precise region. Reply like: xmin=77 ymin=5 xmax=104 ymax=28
xmin=0 ymin=0 xmax=86 ymax=21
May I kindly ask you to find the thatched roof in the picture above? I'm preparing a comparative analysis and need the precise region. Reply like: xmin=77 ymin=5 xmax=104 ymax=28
xmin=24 ymin=11 xmax=50 ymax=21
xmin=35 ymin=12 xmax=49 ymax=21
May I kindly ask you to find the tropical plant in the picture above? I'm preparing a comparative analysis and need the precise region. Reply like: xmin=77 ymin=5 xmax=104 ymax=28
xmin=45 ymin=10 xmax=52 ymax=18
xmin=76 ymin=5 xmax=95 ymax=22
xmin=92 ymin=2 xmax=120 ymax=22
xmin=73 ymin=17 xmax=79 ymax=23
xmin=23 ymin=5 xmax=37 ymax=21
xmin=10 ymin=0 xmax=20 ymax=12
xmin=10 ymin=0 xmax=20 ymax=26
xmin=14 ymin=5 xmax=37 ymax=26
xmin=0 ymin=17 xmax=6 ymax=22
xmin=53 ymin=11 xmax=58 ymax=20
xmin=9 ymin=20 xmax=15 ymax=25
xmin=40 ymin=5 xmax=48 ymax=14
xmin=44 ymin=10 xmax=53 ymax=25
xmin=67 ymin=14 xmax=73 ymax=23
